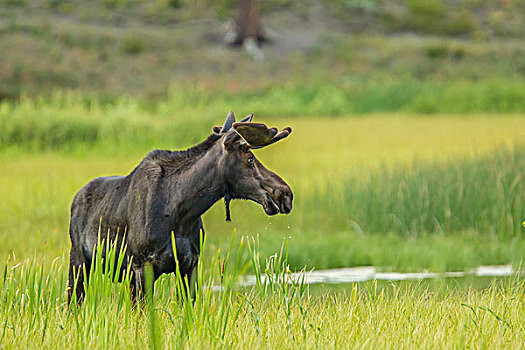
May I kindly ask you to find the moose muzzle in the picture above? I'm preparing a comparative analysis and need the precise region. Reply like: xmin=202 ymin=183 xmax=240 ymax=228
xmin=262 ymin=173 xmax=293 ymax=216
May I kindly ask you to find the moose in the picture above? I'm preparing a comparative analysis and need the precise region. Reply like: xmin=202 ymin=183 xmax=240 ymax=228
xmin=67 ymin=111 xmax=293 ymax=304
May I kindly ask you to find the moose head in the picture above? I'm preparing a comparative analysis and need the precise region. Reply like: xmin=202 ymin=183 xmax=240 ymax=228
xmin=213 ymin=111 xmax=293 ymax=219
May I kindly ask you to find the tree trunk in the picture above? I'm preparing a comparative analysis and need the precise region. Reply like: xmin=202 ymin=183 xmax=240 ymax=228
xmin=232 ymin=0 xmax=264 ymax=45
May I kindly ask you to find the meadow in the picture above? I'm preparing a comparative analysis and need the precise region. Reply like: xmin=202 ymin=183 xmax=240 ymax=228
xmin=1 ymin=93 xmax=524 ymax=348
xmin=1 ymin=95 xmax=524 ymax=268
xmin=2 ymin=0 xmax=525 ymax=347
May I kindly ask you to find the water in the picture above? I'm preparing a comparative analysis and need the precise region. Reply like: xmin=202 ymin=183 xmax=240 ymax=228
xmin=205 ymin=265 xmax=519 ymax=292
xmin=240 ymin=265 xmax=515 ymax=287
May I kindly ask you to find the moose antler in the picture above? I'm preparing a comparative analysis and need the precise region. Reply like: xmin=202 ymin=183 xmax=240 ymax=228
xmin=232 ymin=122 xmax=292 ymax=149
xmin=213 ymin=112 xmax=254 ymax=134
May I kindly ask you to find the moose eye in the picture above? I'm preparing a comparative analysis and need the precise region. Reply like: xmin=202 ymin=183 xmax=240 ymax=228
xmin=247 ymin=157 xmax=254 ymax=164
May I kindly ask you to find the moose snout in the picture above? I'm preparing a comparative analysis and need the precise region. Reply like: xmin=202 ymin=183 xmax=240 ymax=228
xmin=260 ymin=169 xmax=293 ymax=216
xmin=281 ymin=194 xmax=293 ymax=214
xmin=273 ymin=187 xmax=293 ymax=214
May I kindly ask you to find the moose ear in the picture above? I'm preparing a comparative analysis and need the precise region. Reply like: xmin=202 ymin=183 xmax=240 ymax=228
xmin=239 ymin=113 xmax=253 ymax=123
xmin=233 ymin=122 xmax=292 ymax=149
xmin=221 ymin=111 xmax=236 ymax=133
xmin=214 ymin=111 xmax=249 ymax=134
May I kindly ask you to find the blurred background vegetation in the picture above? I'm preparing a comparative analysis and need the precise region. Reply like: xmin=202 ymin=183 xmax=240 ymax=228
xmin=0 ymin=0 xmax=524 ymax=271
xmin=0 ymin=0 xmax=524 ymax=101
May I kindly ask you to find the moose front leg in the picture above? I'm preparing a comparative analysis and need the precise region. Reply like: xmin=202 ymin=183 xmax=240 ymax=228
xmin=130 ymin=265 xmax=146 ymax=304
xmin=131 ymin=263 xmax=157 ymax=305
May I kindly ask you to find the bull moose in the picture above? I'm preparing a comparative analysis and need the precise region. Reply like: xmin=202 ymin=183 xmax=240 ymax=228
xmin=67 ymin=111 xmax=293 ymax=304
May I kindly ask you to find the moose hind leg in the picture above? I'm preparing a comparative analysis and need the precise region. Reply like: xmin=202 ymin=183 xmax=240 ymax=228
xmin=182 ymin=267 xmax=197 ymax=301
xmin=67 ymin=249 xmax=90 ymax=306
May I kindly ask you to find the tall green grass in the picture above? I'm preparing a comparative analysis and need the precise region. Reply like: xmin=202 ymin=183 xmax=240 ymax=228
xmin=1 ymin=232 xmax=525 ymax=348
xmin=0 ymin=92 xmax=212 ymax=152
xmin=212 ymin=144 xmax=524 ymax=246
xmin=2 ymin=79 xmax=525 ymax=151
xmin=295 ymin=145 xmax=524 ymax=239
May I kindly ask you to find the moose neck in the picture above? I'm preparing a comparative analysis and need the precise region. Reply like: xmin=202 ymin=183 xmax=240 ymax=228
xmin=170 ymin=142 xmax=226 ymax=224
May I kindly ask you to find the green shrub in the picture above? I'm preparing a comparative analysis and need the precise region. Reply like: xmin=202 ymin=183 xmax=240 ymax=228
xmin=443 ymin=10 xmax=476 ymax=36
xmin=121 ymin=35 xmax=145 ymax=55
xmin=100 ymin=0 xmax=129 ymax=9
xmin=425 ymin=44 xmax=449 ymax=59
xmin=406 ymin=0 xmax=446 ymax=17
xmin=404 ymin=1 xmax=476 ymax=36
xmin=5 ymin=0 xmax=26 ymax=6
xmin=405 ymin=0 xmax=446 ymax=34
xmin=451 ymin=46 xmax=467 ymax=60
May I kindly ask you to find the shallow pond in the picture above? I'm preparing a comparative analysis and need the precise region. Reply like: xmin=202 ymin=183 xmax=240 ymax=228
xmin=239 ymin=265 xmax=519 ymax=294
